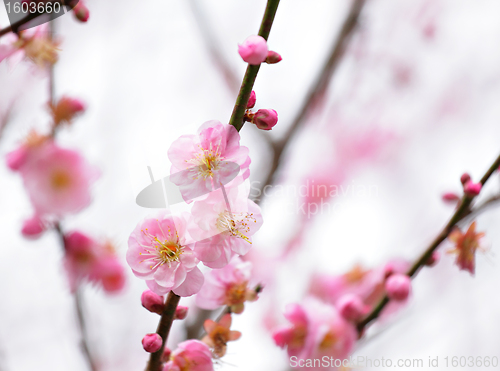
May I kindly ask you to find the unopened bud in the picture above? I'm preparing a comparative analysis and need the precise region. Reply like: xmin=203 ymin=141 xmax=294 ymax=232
xmin=73 ymin=2 xmax=90 ymax=23
xmin=174 ymin=306 xmax=188 ymax=320
xmin=442 ymin=192 xmax=460 ymax=203
xmin=247 ymin=90 xmax=256 ymax=109
xmin=464 ymin=181 xmax=482 ymax=196
xmin=425 ymin=251 xmax=440 ymax=267
xmin=238 ymin=35 xmax=268 ymax=65
xmin=252 ymin=109 xmax=278 ymax=130
xmin=385 ymin=274 xmax=411 ymax=301
xmin=265 ymin=50 xmax=282 ymax=64
xmin=460 ymin=173 xmax=471 ymax=185
xmin=21 ymin=214 xmax=45 ymax=239
xmin=141 ymin=290 xmax=164 ymax=315
xmin=336 ymin=294 xmax=369 ymax=321
xmin=142 ymin=333 xmax=162 ymax=353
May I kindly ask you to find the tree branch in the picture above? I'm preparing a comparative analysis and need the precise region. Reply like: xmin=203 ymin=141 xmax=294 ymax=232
xmin=145 ymin=292 xmax=181 ymax=371
xmin=357 ymin=152 xmax=500 ymax=333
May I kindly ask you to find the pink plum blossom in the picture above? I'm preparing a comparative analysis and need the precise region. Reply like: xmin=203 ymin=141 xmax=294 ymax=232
xmin=447 ymin=221 xmax=485 ymax=275
xmin=127 ymin=212 xmax=204 ymax=297
xmin=190 ymin=185 xmax=263 ymax=268
xmin=273 ymin=298 xmax=357 ymax=366
xmin=163 ymin=340 xmax=213 ymax=371
xmin=9 ymin=139 xmax=99 ymax=217
xmin=64 ymin=231 xmax=125 ymax=293
xmin=238 ymin=35 xmax=268 ymax=65
xmin=21 ymin=214 xmax=46 ymax=238
xmin=201 ymin=314 xmax=241 ymax=358
xmin=168 ymin=120 xmax=250 ymax=202
xmin=196 ymin=256 xmax=258 ymax=313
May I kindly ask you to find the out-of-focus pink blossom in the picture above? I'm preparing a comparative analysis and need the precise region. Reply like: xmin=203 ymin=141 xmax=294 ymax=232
xmin=273 ymin=298 xmax=356 ymax=366
xmin=463 ymin=181 xmax=482 ymax=196
xmin=174 ymin=306 xmax=188 ymax=320
xmin=196 ymin=256 xmax=257 ymax=313
xmin=127 ymin=212 xmax=203 ymax=297
xmin=202 ymin=314 xmax=241 ymax=358
xmin=442 ymin=192 xmax=460 ymax=203
xmin=49 ymin=96 xmax=86 ymax=127
xmin=460 ymin=173 xmax=471 ymax=185
xmin=448 ymin=221 xmax=485 ymax=275
xmin=238 ymin=35 xmax=268 ymax=65
xmin=21 ymin=214 xmax=46 ymax=238
xmin=13 ymin=140 xmax=98 ymax=216
xmin=252 ymin=109 xmax=278 ymax=130
xmin=168 ymin=120 xmax=250 ymax=202
xmin=190 ymin=185 xmax=263 ymax=268
xmin=141 ymin=290 xmax=164 ymax=314
xmin=265 ymin=50 xmax=282 ymax=64
xmin=336 ymin=294 xmax=370 ymax=322
xmin=163 ymin=340 xmax=213 ymax=371
xmin=247 ymin=90 xmax=256 ymax=109
xmin=64 ymin=232 xmax=125 ymax=293
xmin=142 ymin=333 xmax=162 ymax=353
xmin=385 ymin=274 xmax=411 ymax=301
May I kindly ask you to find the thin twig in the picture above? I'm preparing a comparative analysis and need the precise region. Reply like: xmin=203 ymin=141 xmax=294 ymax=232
xmin=256 ymin=0 xmax=366 ymax=202
xmin=145 ymin=292 xmax=181 ymax=371
xmin=357 ymin=153 xmax=500 ymax=333
xmin=228 ymin=0 xmax=281 ymax=132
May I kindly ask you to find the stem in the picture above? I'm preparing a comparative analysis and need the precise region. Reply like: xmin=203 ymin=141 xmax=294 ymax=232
xmin=0 ymin=12 xmax=42 ymax=38
xmin=255 ymin=0 xmax=366 ymax=202
xmin=357 ymin=152 xmax=500 ymax=333
xmin=145 ymin=292 xmax=181 ymax=371
xmin=228 ymin=0 xmax=281 ymax=132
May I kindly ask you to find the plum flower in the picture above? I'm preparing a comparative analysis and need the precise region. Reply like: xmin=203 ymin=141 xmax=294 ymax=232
xmin=163 ymin=340 xmax=213 ymax=371
xmin=7 ymin=137 xmax=99 ymax=217
xmin=168 ymin=120 xmax=250 ymax=202
xmin=273 ymin=298 xmax=356 ymax=366
xmin=196 ymin=256 xmax=258 ymax=314
xmin=127 ymin=212 xmax=204 ymax=297
xmin=201 ymin=314 xmax=241 ymax=358
xmin=190 ymin=184 xmax=263 ymax=268
xmin=448 ymin=221 xmax=485 ymax=275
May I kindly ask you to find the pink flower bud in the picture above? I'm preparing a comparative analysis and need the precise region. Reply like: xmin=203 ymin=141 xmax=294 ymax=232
xmin=425 ymin=251 xmax=440 ymax=267
xmin=142 ymin=333 xmax=162 ymax=353
xmin=6 ymin=147 xmax=28 ymax=171
xmin=336 ymin=294 xmax=369 ymax=321
xmin=174 ymin=306 xmax=188 ymax=320
xmin=252 ymin=109 xmax=278 ymax=130
xmin=21 ymin=214 xmax=45 ymax=238
xmin=73 ymin=2 xmax=90 ymax=23
xmin=265 ymin=50 xmax=282 ymax=64
xmin=238 ymin=35 xmax=268 ymax=65
xmin=141 ymin=290 xmax=164 ymax=315
xmin=442 ymin=192 xmax=460 ymax=203
xmin=385 ymin=274 xmax=411 ymax=301
xmin=247 ymin=90 xmax=256 ymax=109
xmin=161 ymin=347 xmax=172 ymax=362
xmin=460 ymin=173 xmax=471 ymax=185
xmin=464 ymin=181 xmax=482 ymax=196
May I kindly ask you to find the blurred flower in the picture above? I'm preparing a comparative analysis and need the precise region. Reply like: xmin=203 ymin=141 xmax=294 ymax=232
xmin=196 ymin=256 xmax=258 ymax=313
xmin=11 ymin=139 xmax=98 ymax=217
xmin=273 ymin=298 xmax=356 ymax=366
xmin=202 ymin=314 xmax=241 ymax=358
xmin=163 ymin=340 xmax=213 ymax=371
xmin=448 ymin=221 xmax=485 ymax=275
xmin=385 ymin=274 xmax=411 ymax=301
xmin=463 ymin=181 xmax=482 ymax=196
xmin=21 ymin=214 xmax=46 ymax=239
xmin=127 ymin=212 xmax=203 ymax=296
xmin=336 ymin=294 xmax=370 ymax=322
xmin=190 ymin=185 xmax=263 ymax=268
xmin=238 ymin=35 xmax=268 ymax=65
xmin=168 ymin=120 xmax=250 ymax=202
xmin=49 ymin=96 xmax=86 ymax=127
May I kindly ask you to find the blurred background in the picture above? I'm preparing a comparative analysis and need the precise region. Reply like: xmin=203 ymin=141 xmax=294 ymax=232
xmin=1 ymin=0 xmax=500 ymax=370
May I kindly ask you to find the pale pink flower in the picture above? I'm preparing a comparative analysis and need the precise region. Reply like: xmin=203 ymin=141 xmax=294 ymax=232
xmin=190 ymin=185 xmax=263 ymax=268
xmin=168 ymin=120 xmax=250 ymax=202
xmin=201 ymin=314 xmax=241 ymax=358
xmin=163 ymin=340 xmax=213 ymax=371
xmin=127 ymin=213 xmax=204 ymax=297
xmin=238 ymin=35 xmax=268 ymax=65
xmin=273 ymin=298 xmax=356 ymax=366
xmin=13 ymin=140 xmax=98 ymax=216
xmin=196 ymin=256 xmax=257 ymax=313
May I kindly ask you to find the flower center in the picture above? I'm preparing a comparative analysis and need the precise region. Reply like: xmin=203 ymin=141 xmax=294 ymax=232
xmin=187 ymin=143 xmax=224 ymax=180
xmin=51 ymin=170 xmax=72 ymax=190
xmin=226 ymin=282 xmax=248 ymax=305
xmin=319 ymin=330 xmax=338 ymax=350
xmin=139 ymin=224 xmax=184 ymax=270
xmin=216 ymin=211 xmax=256 ymax=244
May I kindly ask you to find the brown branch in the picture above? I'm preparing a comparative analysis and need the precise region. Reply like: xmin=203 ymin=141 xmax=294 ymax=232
xmin=357 ymin=152 xmax=500 ymax=333
xmin=255 ymin=0 xmax=366 ymax=203
xmin=228 ymin=0 xmax=281 ymax=132
xmin=145 ymin=292 xmax=181 ymax=371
